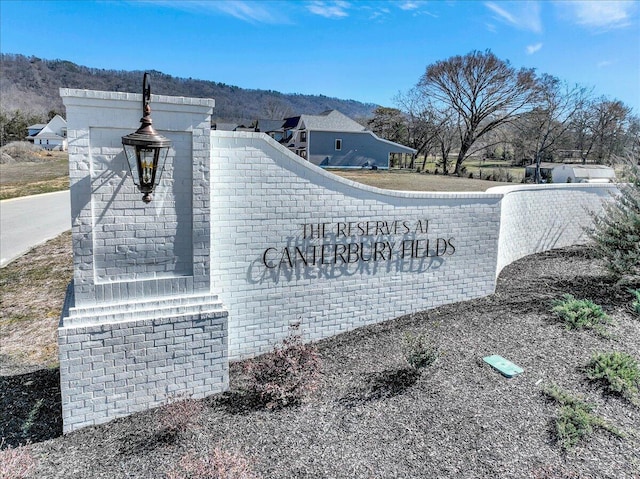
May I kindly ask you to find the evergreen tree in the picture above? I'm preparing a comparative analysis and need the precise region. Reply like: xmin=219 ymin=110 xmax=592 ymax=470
xmin=590 ymin=158 xmax=640 ymax=285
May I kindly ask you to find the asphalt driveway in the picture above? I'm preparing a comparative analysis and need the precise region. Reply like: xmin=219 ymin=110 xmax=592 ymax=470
xmin=0 ymin=190 xmax=71 ymax=267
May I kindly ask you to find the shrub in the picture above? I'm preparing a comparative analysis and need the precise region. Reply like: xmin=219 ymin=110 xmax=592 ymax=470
xmin=244 ymin=326 xmax=321 ymax=409
xmin=0 ymin=440 xmax=36 ymax=479
xmin=555 ymin=403 xmax=596 ymax=450
xmin=157 ymin=395 xmax=204 ymax=437
xmin=491 ymin=167 xmax=514 ymax=182
xmin=550 ymin=294 xmax=611 ymax=335
xmin=542 ymin=384 xmax=623 ymax=450
xmin=630 ymin=289 xmax=640 ymax=316
xmin=402 ymin=333 xmax=437 ymax=370
xmin=585 ymin=351 xmax=640 ymax=403
xmin=531 ymin=464 xmax=581 ymax=479
xmin=165 ymin=448 xmax=259 ymax=479
xmin=589 ymin=158 xmax=640 ymax=284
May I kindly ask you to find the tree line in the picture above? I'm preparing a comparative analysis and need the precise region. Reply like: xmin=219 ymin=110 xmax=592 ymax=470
xmin=0 ymin=53 xmax=377 ymax=146
xmin=368 ymin=50 xmax=639 ymax=182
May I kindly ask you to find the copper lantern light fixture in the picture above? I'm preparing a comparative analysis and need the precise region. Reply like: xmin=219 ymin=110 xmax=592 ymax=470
xmin=122 ymin=73 xmax=172 ymax=203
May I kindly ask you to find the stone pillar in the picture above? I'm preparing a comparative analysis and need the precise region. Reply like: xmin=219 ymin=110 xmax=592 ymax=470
xmin=58 ymin=89 xmax=228 ymax=433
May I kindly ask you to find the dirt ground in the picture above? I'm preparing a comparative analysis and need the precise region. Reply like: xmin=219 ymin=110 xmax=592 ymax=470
xmin=1 ymin=237 xmax=639 ymax=478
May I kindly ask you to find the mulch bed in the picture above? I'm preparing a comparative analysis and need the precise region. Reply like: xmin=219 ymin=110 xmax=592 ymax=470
xmin=2 ymin=246 xmax=639 ymax=478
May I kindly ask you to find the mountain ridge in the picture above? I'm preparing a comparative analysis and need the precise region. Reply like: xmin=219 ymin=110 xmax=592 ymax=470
xmin=0 ymin=53 xmax=378 ymax=121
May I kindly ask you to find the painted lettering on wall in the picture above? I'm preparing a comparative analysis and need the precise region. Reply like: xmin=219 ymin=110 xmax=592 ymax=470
xmin=262 ymin=219 xmax=455 ymax=269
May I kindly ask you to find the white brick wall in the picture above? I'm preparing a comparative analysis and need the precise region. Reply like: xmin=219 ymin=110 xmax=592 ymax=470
xmin=210 ymin=132 xmax=504 ymax=359
xmin=59 ymin=89 xmax=227 ymax=434
xmin=61 ymin=89 xmax=214 ymax=305
xmin=58 ymin=90 xmax=617 ymax=433
xmin=209 ymin=132 xmax=616 ymax=360
xmin=58 ymin=296 xmax=228 ymax=432
xmin=489 ymin=184 xmax=615 ymax=274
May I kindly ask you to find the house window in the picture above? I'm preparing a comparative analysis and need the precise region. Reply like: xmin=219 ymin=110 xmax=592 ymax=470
xmin=335 ymin=139 xmax=342 ymax=151
xmin=300 ymin=150 xmax=307 ymax=159
xmin=300 ymin=131 xmax=307 ymax=142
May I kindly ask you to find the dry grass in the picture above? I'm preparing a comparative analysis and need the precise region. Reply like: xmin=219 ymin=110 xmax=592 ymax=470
xmin=0 ymin=232 xmax=72 ymax=372
xmin=330 ymin=169 xmax=515 ymax=192
xmin=0 ymin=150 xmax=69 ymax=200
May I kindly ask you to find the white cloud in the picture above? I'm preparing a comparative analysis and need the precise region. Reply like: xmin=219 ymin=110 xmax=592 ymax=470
xmin=400 ymin=1 xmax=420 ymax=10
xmin=597 ymin=60 xmax=614 ymax=68
xmin=526 ymin=42 xmax=543 ymax=54
xmin=485 ymin=1 xmax=542 ymax=33
xmin=141 ymin=0 xmax=285 ymax=24
xmin=212 ymin=0 xmax=282 ymax=23
xmin=368 ymin=7 xmax=391 ymax=21
xmin=307 ymin=1 xmax=350 ymax=18
xmin=561 ymin=1 xmax=636 ymax=30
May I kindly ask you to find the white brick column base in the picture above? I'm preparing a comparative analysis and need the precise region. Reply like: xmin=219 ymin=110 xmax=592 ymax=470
xmin=58 ymin=289 xmax=228 ymax=433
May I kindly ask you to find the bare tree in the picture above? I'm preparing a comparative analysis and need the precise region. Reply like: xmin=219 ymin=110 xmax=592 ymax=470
xmin=417 ymin=50 xmax=537 ymax=175
xmin=590 ymin=98 xmax=630 ymax=163
xmin=568 ymin=98 xmax=597 ymax=164
xmin=367 ymin=107 xmax=408 ymax=144
xmin=569 ymin=98 xmax=634 ymax=164
xmin=432 ymin=108 xmax=459 ymax=175
xmin=263 ymin=100 xmax=293 ymax=120
xmin=394 ymin=88 xmax=438 ymax=161
xmin=625 ymin=115 xmax=640 ymax=158
xmin=515 ymin=75 xmax=589 ymax=183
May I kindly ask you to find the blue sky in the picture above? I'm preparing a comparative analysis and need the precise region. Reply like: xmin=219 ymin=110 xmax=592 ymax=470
xmin=1 ymin=0 xmax=639 ymax=114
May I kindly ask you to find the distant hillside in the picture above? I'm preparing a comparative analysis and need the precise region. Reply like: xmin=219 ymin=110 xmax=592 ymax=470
xmin=0 ymin=53 xmax=377 ymax=122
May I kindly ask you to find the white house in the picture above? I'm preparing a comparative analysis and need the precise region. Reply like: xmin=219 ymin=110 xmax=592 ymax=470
xmin=26 ymin=114 xmax=68 ymax=151
xmin=525 ymin=163 xmax=616 ymax=183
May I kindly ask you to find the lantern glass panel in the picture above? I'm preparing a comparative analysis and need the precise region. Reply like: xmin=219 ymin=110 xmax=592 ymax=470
xmin=138 ymin=147 xmax=158 ymax=187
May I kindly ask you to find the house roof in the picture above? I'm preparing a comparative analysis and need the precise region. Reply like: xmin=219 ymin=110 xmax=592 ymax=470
xmin=27 ymin=123 xmax=47 ymax=130
xmin=285 ymin=110 xmax=366 ymax=133
xmin=214 ymin=122 xmax=240 ymax=131
xmin=367 ymin=132 xmax=416 ymax=154
xmin=568 ymin=165 xmax=615 ymax=178
xmin=255 ymin=119 xmax=285 ymax=133
xmin=34 ymin=132 xmax=66 ymax=141
xmin=525 ymin=163 xmax=615 ymax=177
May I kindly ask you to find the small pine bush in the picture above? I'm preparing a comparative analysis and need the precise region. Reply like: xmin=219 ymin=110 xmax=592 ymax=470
xmin=542 ymin=384 xmax=623 ymax=450
xmin=165 ymin=449 xmax=259 ymax=479
xmin=551 ymin=294 xmax=611 ymax=334
xmin=0 ymin=440 xmax=36 ymax=479
xmin=585 ymin=351 xmax=640 ymax=402
xmin=402 ymin=333 xmax=437 ymax=370
xmin=555 ymin=403 xmax=595 ymax=449
xmin=589 ymin=158 xmax=640 ymax=284
xmin=630 ymin=289 xmax=640 ymax=316
xmin=244 ymin=326 xmax=321 ymax=409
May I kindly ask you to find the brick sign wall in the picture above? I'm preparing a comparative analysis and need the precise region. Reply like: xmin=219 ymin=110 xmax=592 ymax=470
xmin=58 ymin=90 xmax=617 ymax=433
xmin=209 ymin=132 xmax=617 ymax=360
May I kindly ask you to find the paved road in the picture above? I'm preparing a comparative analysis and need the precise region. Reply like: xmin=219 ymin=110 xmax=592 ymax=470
xmin=0 ymin=190 xmax=71 ymax=268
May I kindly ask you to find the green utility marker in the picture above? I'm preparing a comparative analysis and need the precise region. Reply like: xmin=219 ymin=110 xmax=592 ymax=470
xmin=483 ymin=355 xmax=523 ymax=378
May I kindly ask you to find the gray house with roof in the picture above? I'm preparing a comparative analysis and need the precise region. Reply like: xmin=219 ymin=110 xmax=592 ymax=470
xmin=272 ymin=110 xmax=415 ymax=169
